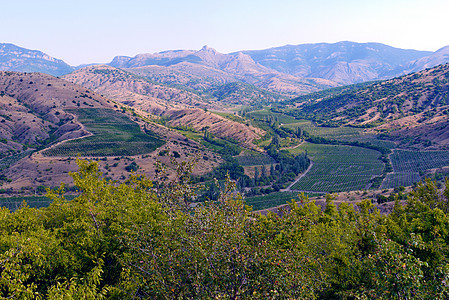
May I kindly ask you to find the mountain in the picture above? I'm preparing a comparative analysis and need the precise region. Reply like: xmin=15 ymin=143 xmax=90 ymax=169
xmin=109 ymin=42 xmax=449 ymax=96
xmin=110 ymin=46 xmax=338 ymax=96
xmin=240 ymin=41 xmax=434 ymax=85
xmin=109 ymin=45 xmax=268 ymax=74
xmin=404 ymin=45 xmax=449 ymax=74
xmin=0 ymin=43 xmax=74 ymax=76
xmin=285 ymin=63 xmax=449 ymax=149
xmin=2 ymin=41 xmax=449 ymax=98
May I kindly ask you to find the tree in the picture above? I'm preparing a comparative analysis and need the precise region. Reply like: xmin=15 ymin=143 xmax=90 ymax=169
xmin=254 ymin=166 xmax=259 ymax=185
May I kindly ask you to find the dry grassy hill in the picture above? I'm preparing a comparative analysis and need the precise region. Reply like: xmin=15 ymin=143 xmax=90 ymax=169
xmin=0 ymin=71 xmax=219 ymax=194
xmin=0 ymin=71 xmax=112 ymax=147
xmin=63 ymin=65 xmax=265 ymax=149
xmin=63 ymin=65 xmax=208 ymax=113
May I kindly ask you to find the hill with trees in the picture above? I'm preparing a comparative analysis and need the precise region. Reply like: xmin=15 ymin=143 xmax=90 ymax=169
xmin=283 ymin=63 xmax=449 ymax=149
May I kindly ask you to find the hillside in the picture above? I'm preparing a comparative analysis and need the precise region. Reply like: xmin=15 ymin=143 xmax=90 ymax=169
xmin=0 ymin=43 xmax=73 ymax=76
xmin=126 ymin=65 xmax=288 ymax=105
xmin=284 ymin=63 xmax=449 ymax=149
xmin=0 ymin=71 xmax=111 ymax=147
xmin=404 ymin=45 xmax=449 ymax=74
xmin=0 ymin=71 xmax=219 ymax=193
xmin=63 ymin=65 xmax=265 ymax=148
xmin=63 ymin=65 xmax=207 ymax=113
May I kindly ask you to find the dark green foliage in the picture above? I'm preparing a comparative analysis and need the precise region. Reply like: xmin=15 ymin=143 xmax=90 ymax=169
xmin=125 ymin=161 xmax=139 ymax=172
xmin=1 ymin=161 xmax=449 ymax=298
xmin=203 ymin=133 xmax=241 ymax=157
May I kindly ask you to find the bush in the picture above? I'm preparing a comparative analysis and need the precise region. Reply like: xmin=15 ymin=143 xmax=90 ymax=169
xmin=125 ymin=161 xmax=138 ymax=172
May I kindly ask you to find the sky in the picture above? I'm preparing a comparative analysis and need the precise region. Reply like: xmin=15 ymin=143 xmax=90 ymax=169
xmin=1 ymin=0 xmax=448 ymax=66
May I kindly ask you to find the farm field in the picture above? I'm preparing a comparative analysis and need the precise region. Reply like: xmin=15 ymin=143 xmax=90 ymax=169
xmin=236 ymin=153 xmax=275 ymax=166
xmin=283 ymin=121 xmax=362 ymax=139
xmin=283 ymin=122 xmax=396 ymax=149
xmin=290 ymin=143 xmax=384 ymax=192
xmin=381 ymin=149 xmax=449 ymax=188
xmin=248 ymin=110 xmax=300 ymax=124
xmin=381 ymin=172 xmax=422 ymax=189
xmin=245 ymin=191 xmax=300 ymax=211
xmin=390 ymin=150 xmax=449 ymax=173
xmin=43 ymin=108 xmax=165 ymax=157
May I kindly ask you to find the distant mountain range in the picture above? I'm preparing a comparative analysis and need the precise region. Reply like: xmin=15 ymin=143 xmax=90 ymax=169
xmin=0 ymin=43 xmax=74 ymax=76
xmin=240 ymin=42 xmax=438 ymax=84
xmin=1 ymin=42 xmax=449 ymax=95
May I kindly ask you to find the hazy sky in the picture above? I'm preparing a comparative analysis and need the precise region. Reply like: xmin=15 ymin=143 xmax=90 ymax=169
xmin=1 ymin=0 xmax=448 ymax=65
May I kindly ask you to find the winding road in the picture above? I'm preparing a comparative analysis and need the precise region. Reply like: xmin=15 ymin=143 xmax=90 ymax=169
xmin=282 ymin=161 xmax=314 ymax=192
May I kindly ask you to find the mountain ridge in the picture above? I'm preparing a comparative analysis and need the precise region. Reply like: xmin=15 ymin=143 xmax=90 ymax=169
xmin=2 ymin=42 xmax=449 ymax=97
xmin=0 ymin=43 xmax=74 ymax=76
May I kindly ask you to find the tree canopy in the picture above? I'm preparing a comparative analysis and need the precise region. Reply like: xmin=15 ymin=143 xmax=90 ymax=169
xmin=1 ymin=159 xmax=449 ymax=299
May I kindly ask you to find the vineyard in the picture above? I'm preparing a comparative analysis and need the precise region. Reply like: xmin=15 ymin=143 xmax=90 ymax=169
xmin=236 ymin=153 xmax=275 ymax=166
xmin=290 ymin=143 xmax=384 ymax=192
xmin=380 ymin=149 xmax=449 ymax=188
xmin=282 ymin=122 xmax=396 ymax=149
xmin=380 ymin=172 xmax=422 ymax=189
xmin=0 ymin=150 xmax=34 ymax=172
xmin=283 ymin=122 xmax=364 ymax=140
xmin=390 ymin=150 xmax=449 ymax=173
xmin=43 ymin=108 xmax=165 ymax=157
xmin=244 ymin=191 xmax=299 ymax=211
xmin=247 ymin=110 xmax=300 ymax=124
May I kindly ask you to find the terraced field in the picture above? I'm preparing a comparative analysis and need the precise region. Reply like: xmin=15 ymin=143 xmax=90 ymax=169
xmin=381 ymin=150 xmax=449 ymax=188
xmin=43 ymin=108 xmax=165 ymax=157
xmin=290 ymin=143 xmax=384 ymax=192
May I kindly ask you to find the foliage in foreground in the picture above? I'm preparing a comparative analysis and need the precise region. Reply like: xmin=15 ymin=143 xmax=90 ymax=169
xmin=1 ymin=160 xmax=449 ymax=299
